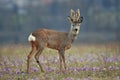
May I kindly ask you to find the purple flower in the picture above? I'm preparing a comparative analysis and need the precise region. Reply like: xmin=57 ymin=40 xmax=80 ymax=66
xmin=17 ymin=71 xmax=20 ymax=74
xmin=81 ymin=67 xmax=87 ymax=71
xmin=65 ymin=77 xmax=74 ymax=80
xmin=109 ymin=66 xmax=114 ymax=70
xmin=16 ymin=68 xmax=22 ymax=74
xmin=75 ymin=67 xmax=80 ymax=72
xmin=33 ymin=67 xmax=38 ymax=72
xmin=91 ymin=67 xmax=100 ymax=71
xmin=46 ymin=67 xmax=52 ymax=72
xmin=68 ymin=67 xmax=74 ymax=71
xmin=81 ymin=67 xmax=88 ymax=71
xmin=5 ymin=68 xmax=11 ymax=71
xmin=109 ymin=66 xmax=119 ymax=70
xmin=104 ymin=57 xmax=119 ymax=63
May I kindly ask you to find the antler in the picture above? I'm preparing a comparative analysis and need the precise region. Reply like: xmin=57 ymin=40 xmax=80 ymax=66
xmin=68 ymin=9 xmax=81 ymax=23
xmin=70 ymin=9 xmax=75 ymax=18
xmin=76 ymin=9 xmax=80 ymax=20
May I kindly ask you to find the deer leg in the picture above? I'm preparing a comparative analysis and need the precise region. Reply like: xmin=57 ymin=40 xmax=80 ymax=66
xmin=58 ymin=52 xmax=62 ymax=72
xmin=35 ymin=48 xmax=44 ymax=72
xmin=27 ymin=42 xmax=36 ymax=73
xmin=61 ymin=53 xmax=66 ymax=71
xmin=59 ymin=49 xmax=66 ymax=71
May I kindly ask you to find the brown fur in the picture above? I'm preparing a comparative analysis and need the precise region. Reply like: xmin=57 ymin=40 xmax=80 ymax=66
xmin=32 ymin=29 xmax=72 ymax=50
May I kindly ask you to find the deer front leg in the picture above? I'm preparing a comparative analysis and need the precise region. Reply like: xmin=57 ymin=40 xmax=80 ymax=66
xmin=58 ymin=52 xmax=62 ymax=72
xmin=61 ymin=53 xmax=66 ymax=71
xmin=59 ymin=49 xmax=66 ymax=72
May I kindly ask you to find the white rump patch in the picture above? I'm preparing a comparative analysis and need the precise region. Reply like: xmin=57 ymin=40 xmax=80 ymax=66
xmin=28 ymin=33 xmax=36 ymax=41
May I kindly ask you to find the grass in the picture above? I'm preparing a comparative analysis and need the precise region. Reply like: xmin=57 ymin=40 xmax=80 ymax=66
xmin=0 ymin=43 xmax=120 ymax=80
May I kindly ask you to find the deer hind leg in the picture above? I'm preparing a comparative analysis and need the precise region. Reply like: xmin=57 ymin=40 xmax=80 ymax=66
xmin=34 ymin=47 xmax=44 ymax=72
xmin=27 ymin=41 xmax=37 ymax=73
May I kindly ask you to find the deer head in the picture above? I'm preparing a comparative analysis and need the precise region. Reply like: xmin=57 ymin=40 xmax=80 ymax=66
xmin=68 ymin=9 xmax=83 ymax=36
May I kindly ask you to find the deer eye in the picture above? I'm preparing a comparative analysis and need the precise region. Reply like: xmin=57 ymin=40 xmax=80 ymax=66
xmin=77 ymin=23 xmax=80 ymax=26
xmin=72 ymin=24 xmax=75 ymax=26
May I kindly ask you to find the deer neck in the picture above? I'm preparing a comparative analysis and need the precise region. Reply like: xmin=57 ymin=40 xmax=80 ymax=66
xmin=67 ymin=30 xmax=78 ymax=43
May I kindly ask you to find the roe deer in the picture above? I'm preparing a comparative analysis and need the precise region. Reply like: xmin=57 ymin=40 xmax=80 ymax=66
xmin=27 ymin=9 xmax=83 ymax=73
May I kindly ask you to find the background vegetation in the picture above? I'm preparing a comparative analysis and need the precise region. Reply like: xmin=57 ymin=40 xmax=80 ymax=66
xmin=0 ymin=0 xmax=120 ymax=44
xmin=0 ymin=44 xmax=120 ymax=80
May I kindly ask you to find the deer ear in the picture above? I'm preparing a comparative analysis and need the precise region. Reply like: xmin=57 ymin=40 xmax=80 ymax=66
xmin=70 ymin=9 xmax=75 ymax=17
xmin=77 ymin=16 xmax=83 ymax=23
xmin=80 ymin=16 xmax=83 ymax=23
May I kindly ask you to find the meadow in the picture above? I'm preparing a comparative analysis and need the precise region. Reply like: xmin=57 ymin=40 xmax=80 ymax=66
xmin=0 ymin=43 xmax=120 ymax=80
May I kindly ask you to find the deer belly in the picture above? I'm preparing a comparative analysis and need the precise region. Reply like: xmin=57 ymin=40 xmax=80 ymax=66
xmin=47 ymin=41 xmax=71 ymax=50
xmin=47 ymin=42 xmax=60 ymax=50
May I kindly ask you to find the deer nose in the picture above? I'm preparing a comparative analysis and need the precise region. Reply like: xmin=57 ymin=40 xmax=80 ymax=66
xmin=75 ymin=28 xmax=78 ymax=32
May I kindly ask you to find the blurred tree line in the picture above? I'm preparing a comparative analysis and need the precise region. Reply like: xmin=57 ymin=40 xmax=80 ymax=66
xmin=0 ymin=0 xmax=120 ymax=44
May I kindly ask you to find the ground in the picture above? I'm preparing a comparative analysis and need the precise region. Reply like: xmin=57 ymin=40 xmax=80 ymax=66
xmin=0 ymin=43 xmax=120 ymax=80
